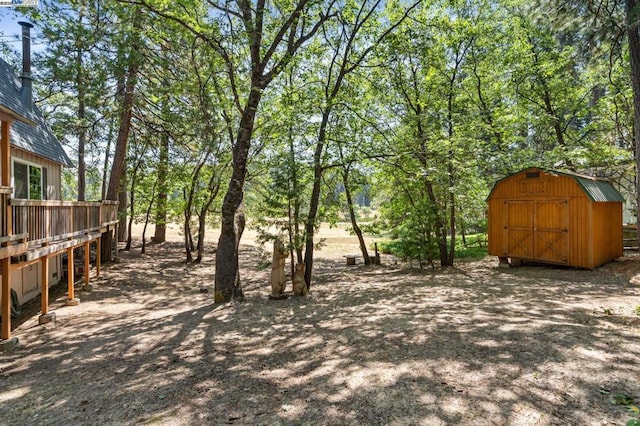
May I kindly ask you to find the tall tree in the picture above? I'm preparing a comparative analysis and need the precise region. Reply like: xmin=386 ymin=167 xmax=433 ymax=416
xmin=302 ymin=0 xmax=419 ymax=286
xmin=153 ymin=117 xmax=169 ymax=243
xmin=205 ymin=0 xmax=335 ymax=301
xmin=627 ymin=0 xmax=640 ymax=244
xmin=23 ymin=0 xmax=111 ymax=201
xmin=535 ymin=0 xmax=640 ymax=239
xmin=106 ymin=6 xmax=143 ymax=202
xmin=129 ymin=0 xmax=340 ymax=300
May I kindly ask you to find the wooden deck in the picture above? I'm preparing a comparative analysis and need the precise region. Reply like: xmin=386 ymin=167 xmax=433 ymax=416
xmin=623 ymin=224 xmax=638 ymax=250
xmin=0 ymin=185 xmax=119 ymax=341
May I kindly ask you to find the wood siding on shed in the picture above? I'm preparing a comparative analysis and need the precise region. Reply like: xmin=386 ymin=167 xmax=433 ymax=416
xmin=591 ymin=202 xmax=623 ymax=267
xmin=488 ymin=168 xmax=622 ymax=269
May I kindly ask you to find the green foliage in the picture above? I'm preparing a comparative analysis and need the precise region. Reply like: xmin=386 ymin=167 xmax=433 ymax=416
xmin=628 ymin=404 xmax=640 ymax=420
xmin=613 ymin=394 xmax=636 ymax=406
xmin=455 ymin=235 xmax=489 ymax=260
xmin=3 ymin=0 xmax=636 ymax=277
xmin=380 ymin=233 xmax=487 ymax=263
xmin=246 ymin=72 xmax=315 ymax=256
xmin=249 ymin=151 xmax=309 ymax=252
xmin=378 ymin=220 xmax=439 ymax=263
xmin=609 ymin=392 xmax=639 ymax=425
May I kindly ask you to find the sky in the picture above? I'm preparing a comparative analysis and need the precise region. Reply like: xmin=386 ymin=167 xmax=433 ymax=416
xmin=0 ymin=7 xmax=35 ymax=53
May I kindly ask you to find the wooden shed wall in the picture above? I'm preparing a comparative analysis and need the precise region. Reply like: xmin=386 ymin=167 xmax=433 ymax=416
xmin=591 ymin=202 xmax=623 ymax=267
xmin=487 ymin=168 xmax=621 ymax=269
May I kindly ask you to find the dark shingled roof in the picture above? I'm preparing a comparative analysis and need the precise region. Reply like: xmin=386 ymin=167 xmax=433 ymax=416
xmin=0 ymin=59 xmax=73 ymax=167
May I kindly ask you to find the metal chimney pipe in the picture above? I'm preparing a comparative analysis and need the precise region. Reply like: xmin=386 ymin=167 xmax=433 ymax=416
xmin=18 ymin=21 xmax=34 ymax=110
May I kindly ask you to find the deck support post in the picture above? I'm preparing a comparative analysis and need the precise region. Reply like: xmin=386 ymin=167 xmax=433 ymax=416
xmin=1 ymin=258 xmax=11 ymax=340
xmin=82 ymin=241 xmax=91 ymax=291
xmin=96 ymin=237 xmax=101 ymax=277
xmin=113 ymin=224 xmax=119 ymax=261
xmin=1 ymin=120 xmax=16 ymax=344
xmin=38 ymin=256 xmax=55 ymax=325
xmin=66 ymin=247 xmax=78 ymax=306
xmin=40 ymin=256 xmax=48 ymax=314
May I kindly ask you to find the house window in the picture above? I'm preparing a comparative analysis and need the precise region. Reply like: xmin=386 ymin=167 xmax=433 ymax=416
xmin=13 ymin=161 xmax=45 ymax=200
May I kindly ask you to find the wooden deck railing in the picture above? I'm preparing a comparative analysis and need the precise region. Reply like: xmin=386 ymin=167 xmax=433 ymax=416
xmin=0 ymin=186 xmax=11 ymax=236
xmin=10 ymin=199 xmax=119 ymax=245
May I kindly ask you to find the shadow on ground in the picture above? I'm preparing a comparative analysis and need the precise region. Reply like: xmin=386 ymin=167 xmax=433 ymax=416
xmin=1 ymin=242 xmax=639 ymax=425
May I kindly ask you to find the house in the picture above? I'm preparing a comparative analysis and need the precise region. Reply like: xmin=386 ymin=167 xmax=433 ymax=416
xmin=0 ymin=22 xmax=118 ymax=346
xmin=487 ymin=167 xmax=624 ymax=269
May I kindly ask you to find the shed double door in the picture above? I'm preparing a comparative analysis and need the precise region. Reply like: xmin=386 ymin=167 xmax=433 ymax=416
xmin=504 ymin=200 xmax=569 ymax=264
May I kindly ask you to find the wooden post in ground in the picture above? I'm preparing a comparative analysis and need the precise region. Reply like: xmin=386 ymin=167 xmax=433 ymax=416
xmin=1 ymin=258 xmax=10 ymax=340
xmin=66 ymin=247 xmax=78 ymax=306
xmin=84 ymin=241 xmax=90 ymax=282
xmin=1 ymin=120 xmax=15 ymax=343
xmin=82 ymin=241 xmax=91 ymax=291
xmin=96 ymin=238 xmax=101 ymax=277
xmin=41 ymin=257 xmax=48 ymax=315
xmin=38 ymin=256 xmax=55 ymax=325
xmin=374 ymin=242 xmax=380 ymax=265
xmin=113 ymin=224 xmax=119 ymax=261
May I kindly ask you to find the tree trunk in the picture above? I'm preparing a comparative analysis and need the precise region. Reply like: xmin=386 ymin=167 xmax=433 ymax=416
xmin=444 ymin=58 xmax=459 ymax=267
xmin=76 ymin=36 xmax=86 ymax=202
xmin=184 ymin=149 xmax=211 ymax=262
xmin=106 ymin=10 xmax=141 ymax=202
xmin=447 ymin=181 xmax=456 ymax=265
xmin=125 ymin=152 xmax=144 ymax=251
xmin=287 ymin=196 xmax=295 ymax=278
xmin=303 ymin=107 xmax=331 ymax=289
xmin=141 ymin=184 xmax=156 ymax=255
xmin=459 ymin=206 xmax=467 ymax=246
xmin=101 ymin=8 xmax=142 ymax=262
xmin=208 ymin=0 xmax=335 ymax=302
xmin=125 ymin=178 xmax=134 ymax=251
xmin=118 ymin=184 xmax=127 ymax=242
xmin=423 ymin=179 xmax=449 ymax=267
xmin=196 ymin=210 xmax=206 ymax=263
xmin=154 ymin=130 xmax=169 ymax=243
xmin=542 ymin=90 xmax=565 ymax=148
xmin=414 ymin=102 xmax=450 ymax=267
xmin=101 ymin=84 xmax=119 ymax=201
xmin=195 ymin=178 xmax=220 ymax=263
xmin=183 ymin=188 xmax=193 ymax=263
xmin=627 ymin=0 xmax=640 ymax=247
xmin=342 ymin=168 xmax=370 ymax=265
xmin=214 ymin=86 xmax=262 ymax=302
xmin=288 ymin=125 xmax=303 ymax=264
xmin=101 ymin=127 xmax=112 ymax=201
xmin=234 ymin=205 xmax=246 ymax=294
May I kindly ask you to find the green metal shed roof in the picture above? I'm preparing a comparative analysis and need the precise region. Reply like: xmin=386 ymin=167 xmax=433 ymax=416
xmin=573 ymin=175 xmax=625 ymax=202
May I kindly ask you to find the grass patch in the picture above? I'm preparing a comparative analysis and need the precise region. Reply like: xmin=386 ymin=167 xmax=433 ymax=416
xmin=456 ymin=234 xmax=488 ymax=260
xmin=378 ymin=233 xmax=488 ymax=262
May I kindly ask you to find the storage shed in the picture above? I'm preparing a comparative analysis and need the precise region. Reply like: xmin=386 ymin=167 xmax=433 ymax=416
xmin=487 ymin=167 xmax=624 ymax=269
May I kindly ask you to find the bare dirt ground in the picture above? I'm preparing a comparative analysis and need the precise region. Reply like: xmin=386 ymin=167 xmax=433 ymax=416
xmin=1 ymin=223 xmax=639 ymax=425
